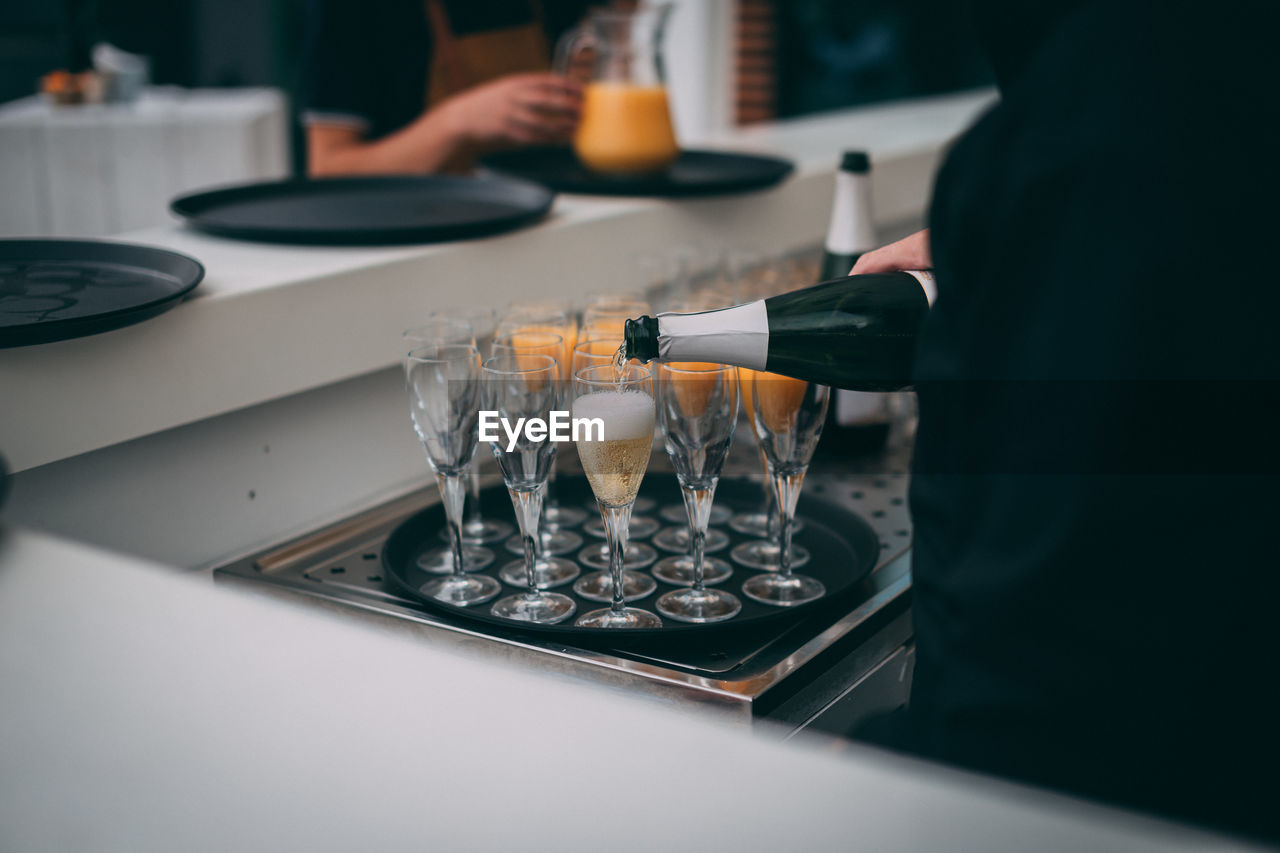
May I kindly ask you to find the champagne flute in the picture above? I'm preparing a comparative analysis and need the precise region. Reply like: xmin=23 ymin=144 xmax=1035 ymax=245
xmin=405 ymin=324 xmax=498 ymax=574
xmin=425 ymin=308 xmax=514 ymax=547
xmin=497 ymin=307 xmax=587 ymax=531
xmin=741 ymin=372 xmax=830 ymax=606
xmin=729 ymin=366 xmax=810 ymax=571
xmin=489 ymin=333 xmax=582 ymax=588
xmin=483 ymin=354 xmax=576 ymax=624
xmin=573 ymin=314 xmax=659 ymax=525
xmin=573 ymin=363 xmax=661 ymax=628
xmin=571 ymin=339 xmax=659 ymax=574
xmin=404 ymin=344 xmax=500 ymax=606
xmin=653 ymin=363 xmax=742 ymax=621
xmin=650 ymin=299 xmax=733 ymax=529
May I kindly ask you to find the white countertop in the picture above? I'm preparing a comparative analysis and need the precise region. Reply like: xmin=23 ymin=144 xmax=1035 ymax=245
xmin=0 ymin=521 xmax=1252 ymax=853
xmin=0 ymin=89 xmax=994 ymax=474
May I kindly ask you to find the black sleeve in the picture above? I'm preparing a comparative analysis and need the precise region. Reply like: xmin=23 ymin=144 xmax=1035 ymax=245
xmin=298 ymin=0 xmax=384 ymax=133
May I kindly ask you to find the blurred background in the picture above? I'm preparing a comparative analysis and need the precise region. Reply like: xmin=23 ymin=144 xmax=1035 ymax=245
xmin=0 ymin=0 xmax=991 ymax=235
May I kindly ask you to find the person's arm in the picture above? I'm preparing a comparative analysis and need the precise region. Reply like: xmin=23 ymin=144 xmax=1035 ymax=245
xmin=849 ymin=229 xmax=932 ymax=275
xmin=308 ymin=73 xmax=581 ymax=177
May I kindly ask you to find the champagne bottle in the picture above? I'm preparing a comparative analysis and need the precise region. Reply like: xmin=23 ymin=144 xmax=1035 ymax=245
xmin=819 ymin=151 xmax=877 ymax=280
xmin=820 ymin=151 xmax=894 ymax=450
xmin=622 ymin=270 xmax=936 ymax=392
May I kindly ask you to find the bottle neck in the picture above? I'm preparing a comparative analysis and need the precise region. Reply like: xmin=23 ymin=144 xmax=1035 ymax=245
xmin=825 ymin=169 xmax=877 ymax=257
xmin=655 ymin=300 xmax=769 ymax=370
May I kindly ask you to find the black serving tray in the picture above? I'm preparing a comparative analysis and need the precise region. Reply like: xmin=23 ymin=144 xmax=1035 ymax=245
xmin=0 ymin=239 xmax=204 ymax=348
xmin=171 ymin=174 xmax=555 ymax=246
xmin=481 ymin=148 xmax=794 ymax=198
xmin=383 ymin=474 xmax=876 ymax=642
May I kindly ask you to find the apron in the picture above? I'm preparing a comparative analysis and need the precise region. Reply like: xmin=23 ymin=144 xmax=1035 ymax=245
xmin=424 ymin=0 xmax=550 ymax=171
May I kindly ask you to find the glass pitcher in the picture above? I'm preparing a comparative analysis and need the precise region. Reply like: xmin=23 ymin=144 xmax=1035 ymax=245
xmin=554 ymin=3 xmax=679 ymax=175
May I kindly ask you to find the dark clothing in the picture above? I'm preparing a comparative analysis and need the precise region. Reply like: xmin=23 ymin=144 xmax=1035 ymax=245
xmin=298 ymin=0 xmax=588 ymax=140
xmin=901 ymin=0 xmax=1280 ymax=840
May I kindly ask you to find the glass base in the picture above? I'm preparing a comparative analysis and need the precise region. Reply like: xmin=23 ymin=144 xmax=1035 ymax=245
xmin=490 ymin=591 xmax=576 ymax=624
xmin=575 ymin=606 xmax=663 ymax=629
xmin=659 ymin=503 xmax=731 ymax=526
xmin=439 ymin=516 xmax=513 ymax=546
xmin=728 ymin=510 xmax=770 ymax=538
xmin=584 ymin=496 xmax=656 ymax=515
xmin=498 ymin=557 xmax=579 ymax=590
xmin=583 ymin=515 xmax=659 ymax=540
xmin=728 ymin=512 xmax=804 ymax=537
xmin=574 ymin=570 xmax=656 ymax=603
xmin=741 ymin=572 xmax=825 ymax=607
xmin=542 ymin=503 xmax=588 ymax=529
xmin=420 ymin=573 xmax=501 ymax=607
xmin=504 ymin=529 xmax=583 ymax=557
xmin=652 ymin=526 xmax=730 ymax=554
xmin=656 ymin=587 xmax=742 ymax=623
xmin=729 ymin=540 xmax=810 ymax=572
xmin=416 ymin=545 xmax=495 ymax=574
xmin=578 ymin=541 xmax=658 ymax=571
xmin=651 ymin=555 xmax=732 ymax=586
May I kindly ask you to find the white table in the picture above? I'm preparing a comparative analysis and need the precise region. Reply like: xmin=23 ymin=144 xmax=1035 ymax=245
xmin=0 ymin=87 xmax=287 ymax=239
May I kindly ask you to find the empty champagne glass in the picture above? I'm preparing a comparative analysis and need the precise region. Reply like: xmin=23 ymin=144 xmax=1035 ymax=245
xmin=730 ymin=366 xmax=810 ymax=570
xmin=653 ymin=363 xmax=741 ymax=621
xmin=406 ymin=324 xmax=498 ymax=574
xmin=651 ymin=300 xmax=733 ymax=528
xmin=496 ymin=310 xmax=587 ymax=531
xmin=489 ymin=332 xmax=581 ymax=587
xmin=573 ymin=363 xmax=661 ymax=627
xmin=741 ymin=371 xmax=830 ymax=606
xmin=483 ymin=354 xmax=576 ymax=624
xmin=424 ymin=308 xmax=514 ymax=547
xmin=405 ymin=344 xmax=500 ymax=606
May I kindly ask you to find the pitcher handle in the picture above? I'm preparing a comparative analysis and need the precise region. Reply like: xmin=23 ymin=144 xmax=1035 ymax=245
xmin=553 ymin=24 xmax=594 ymax=79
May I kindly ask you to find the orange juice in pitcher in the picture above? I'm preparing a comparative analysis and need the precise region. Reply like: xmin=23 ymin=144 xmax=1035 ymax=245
xmin=555 ymin=4 xmax=679 ymax=175
xmin=575 ymin=83 xmax=679 ymax=175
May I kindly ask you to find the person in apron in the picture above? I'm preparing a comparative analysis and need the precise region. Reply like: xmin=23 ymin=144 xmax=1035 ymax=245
xmin=303 ymin=0 xmax=586 ymax=176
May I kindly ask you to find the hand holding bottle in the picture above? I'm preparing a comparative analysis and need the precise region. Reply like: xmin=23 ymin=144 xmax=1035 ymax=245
xmin=849 ymin=229 xmax=932 ymax=276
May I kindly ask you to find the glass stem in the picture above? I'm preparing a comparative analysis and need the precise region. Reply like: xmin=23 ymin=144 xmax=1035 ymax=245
xmin=681 ymin=484 xmax=714 ymax=592
xmin=465 ymin=463 xmax=482 ymax=528
xmin=533 ymin=482 xmax=549 ymax=559
xmin=546 ymin=457 xmax=560 ymax=511
xmin=771 ymin=470 xmax=806 ymax=579
xmin=509 ymin=487 xmax=544 ymax=595
xmin=437 ymin=472 xmax=467 ymax=578
xmin=600 ymin=502 xmax=633 ymax=614
xmin=762 ymin=453 xmax=779 ymax=541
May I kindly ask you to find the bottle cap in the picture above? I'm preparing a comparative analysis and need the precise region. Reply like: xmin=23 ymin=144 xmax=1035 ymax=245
xmin=840 ymin=151 xmax=870 ymax=173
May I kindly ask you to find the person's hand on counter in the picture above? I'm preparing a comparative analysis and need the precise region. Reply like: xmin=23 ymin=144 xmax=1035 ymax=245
xmin=850 ymin=229 xmax=932 ymax=274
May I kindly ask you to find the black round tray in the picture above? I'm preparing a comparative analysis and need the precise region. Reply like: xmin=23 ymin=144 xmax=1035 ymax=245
xmin=383 ymin=473 xmax=877 ymax=640
xmin=0 ymin=239 xmax=205 ymax=349
xmin=170 ymin=174 xmax=555 ymax=246
xmin=481 ymin=148 xmax=794 ymax=198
